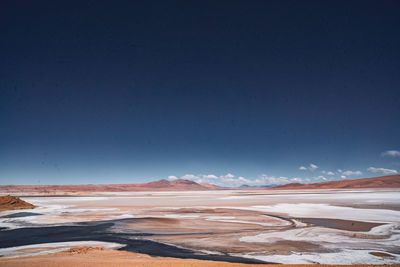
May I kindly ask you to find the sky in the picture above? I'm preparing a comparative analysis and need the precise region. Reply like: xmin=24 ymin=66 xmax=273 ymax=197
xmin=1 ymin=0 xmax=399 ymax=186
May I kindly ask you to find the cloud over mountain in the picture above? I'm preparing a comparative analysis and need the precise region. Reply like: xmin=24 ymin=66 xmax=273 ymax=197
xmin=367 ymin=167 xmax=398 ymax=175
xmin=170 ymin=173 xmax=301 ymax=187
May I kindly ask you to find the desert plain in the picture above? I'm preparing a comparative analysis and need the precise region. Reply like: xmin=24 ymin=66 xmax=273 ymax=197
xmin=0 ymin=183 xmax=400 ymax=266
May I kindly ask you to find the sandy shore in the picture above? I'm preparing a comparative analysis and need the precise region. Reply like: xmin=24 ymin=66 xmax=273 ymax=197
xmin=0 ymin=247 xmax=270 ymax=267
xmin=0 ymin=247 xmax=398 ymax=267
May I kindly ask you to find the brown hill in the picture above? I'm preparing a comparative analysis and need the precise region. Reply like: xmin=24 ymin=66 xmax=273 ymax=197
xmin=0 ymin=179 xmax=221 ymax=193
xmin=199 ymin=183 xmax=222 ymax=190
xmin=272 ymin=183 xmax=304 ymax=189
xmin=271 ymin=175 xmax=400 ymax=190
xmin=0 ymin=195 xmax=35 ymax=211
xmin=144 ymin=179 xmax=172 ymax=188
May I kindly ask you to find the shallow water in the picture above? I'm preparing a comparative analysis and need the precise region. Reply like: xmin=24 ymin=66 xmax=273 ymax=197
xmin=0 ymin=220 xmax=270 ymax=264
xmin=0 ymin=212 xmax=42 ymax=218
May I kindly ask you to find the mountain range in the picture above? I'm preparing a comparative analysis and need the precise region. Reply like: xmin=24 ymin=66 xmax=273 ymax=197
xmin=0 ymin=179 xmax=220 ymax=193
xmin=0 ymin=175 xmax=398 ymax=193
xmin=270 ymin=175 xmax=400 ymax=189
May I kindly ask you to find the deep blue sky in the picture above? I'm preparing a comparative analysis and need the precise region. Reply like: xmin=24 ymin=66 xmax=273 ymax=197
xmin=1 ymin=1 xmax=399 ymax=186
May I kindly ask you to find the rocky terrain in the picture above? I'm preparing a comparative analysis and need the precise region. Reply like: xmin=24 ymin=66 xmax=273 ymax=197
xmin=0 ymin=195 xmax=35 ymax=211
xmin=271 ymin=175 xmax=400 ymax=190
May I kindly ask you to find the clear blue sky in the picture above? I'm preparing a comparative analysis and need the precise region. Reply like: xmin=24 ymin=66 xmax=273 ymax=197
xmin=1 ymin=0 xmax=399 ymax=186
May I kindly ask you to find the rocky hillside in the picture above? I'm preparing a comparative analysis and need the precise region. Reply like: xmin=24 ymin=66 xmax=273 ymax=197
xmin=0 ymin=195 xmax=35 ymax=211
xmin=271 ymin=175 xmax=400 ymax=190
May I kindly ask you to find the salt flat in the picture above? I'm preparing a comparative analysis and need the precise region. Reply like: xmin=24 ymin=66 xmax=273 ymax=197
xmin=0 ymin=188 xmax=399 ymax=264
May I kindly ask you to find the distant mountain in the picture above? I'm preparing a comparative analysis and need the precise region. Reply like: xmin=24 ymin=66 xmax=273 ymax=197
xmin=239 ymin=184 xmax=280 ymax=189
xmin=2 ymin=175 xmax=398 ymax=193
xmin=271 ymin=183 xmax=304 ymax=189
xmin=270 ymin=175 xmax=400 ymax=190
xmin=0 ymin=179 xmax=222 ymax=193
xmin=199 ymin=183 xmax=222 ymax=190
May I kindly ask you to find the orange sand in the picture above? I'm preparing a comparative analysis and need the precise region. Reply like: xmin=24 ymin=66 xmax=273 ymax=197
xmin=0 ymin=195 xmax=35 ymax=211
xmin=0 ymin=247 xmax=398 ymax=267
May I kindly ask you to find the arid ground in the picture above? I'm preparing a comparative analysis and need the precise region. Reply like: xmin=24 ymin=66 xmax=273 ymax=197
xmin=0 ymin=188 xmax=399 ymax=265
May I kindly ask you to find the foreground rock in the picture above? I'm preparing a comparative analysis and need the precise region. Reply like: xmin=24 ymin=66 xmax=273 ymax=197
xmin=0 ymin=195 xmax=35 ymax=211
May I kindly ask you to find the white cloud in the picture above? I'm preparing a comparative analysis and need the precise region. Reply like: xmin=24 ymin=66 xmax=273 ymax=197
xmin=367 ymin=167 xmax=398 ymax=175
xmin=381 ymin=150 xmax=400 ymax=157
xmin=202 ymin=174 xmax=218 ymax=179
xmin=309 ymin=164 xmax=318 ymax=171
xmin=171 ymin=172 xmax=324 ymax=187
xmin=237 ymin=176 xmax=250 ymax=183
xmin=222 ymin=173 xmax=235 ymax=179
xmin=176 ymin=173 xmax=241 ymax=186
xmin=321 ymin=170 xmax=335 ymax=176
xmin=337 ymin=169 xmax=362 ymax=176
xmin=203 ymin=173 xmax=296 ymax=187
xmin=342 ymin=170 xmax=362 ymax=176
xmin=258 ymin=174 xmax=290 ymax=185
xmin=316 ymin=175 xmax=328 ymax=181
xmin=181 ymin=174 xmax=198 ymax=180
xmin=299 ymin=164 xmax=318 ymax=171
